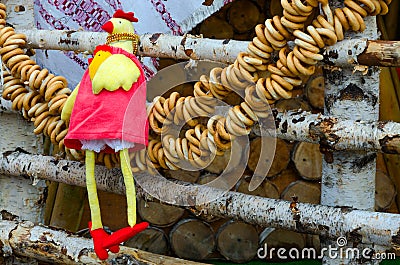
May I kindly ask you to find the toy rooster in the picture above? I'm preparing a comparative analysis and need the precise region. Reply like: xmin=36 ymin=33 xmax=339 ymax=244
xmin=61 ymin=10 xmax=149 ymax=260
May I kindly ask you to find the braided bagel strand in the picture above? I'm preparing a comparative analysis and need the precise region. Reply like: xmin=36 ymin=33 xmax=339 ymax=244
xmin=133 ymin=0 xmax=390 ymax=171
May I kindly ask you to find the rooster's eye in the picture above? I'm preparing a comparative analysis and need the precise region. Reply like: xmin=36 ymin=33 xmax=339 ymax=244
xmin=119 ymin=21 xmax=121 ymax=24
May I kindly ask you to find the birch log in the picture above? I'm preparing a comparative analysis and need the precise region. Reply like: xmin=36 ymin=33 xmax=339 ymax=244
xmin=22 ymin=30 xmax=247 ymax=63
xmin=20 ymin=30 xmax=400 ymax=66
xmin=268 ymin=110 xmax=400 ymax=154
xmin=0 ymin=0 xmax=45 ymax=228
xmin=2 ymin=152 xmax=400 ymax=248
xmin=320 ymin=13 xmax=380 ymax=264
xmin=0 ymin=220 xmax=208 ymax=265
xmin=1 ymin=3 xmax=43 ymax=264
xmin=2 ymin=88 xmax=400 ymax=153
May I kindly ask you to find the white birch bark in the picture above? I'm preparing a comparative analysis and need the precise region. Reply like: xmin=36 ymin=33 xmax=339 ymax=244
xmin=177 ymin=0 xmax=232 ymax=34
xmin=324 ymin=39 xmax=400 ymax=67
xmin=1 ymin=89 xmax=399 ymax=154
xmin=0 ymin=0 xmax=45 ymax=223
xmin=0 ymin=220 xmax=208 ymax=265
xmin=20 ymin=29 xmax=400 ymax=66
xmin=270 ymin=111 xmax=400 ymax=154
xmin=22 ymin=30 xmax=247 ymax=63
xmin=0 ymin=97 xmax=14 ymax=113
xmin=0 ymin=3 xmax=43 ymax=264
xmin=321 ymin=13 xmax=382 ymax=264
xmin=1 ymin=151 xmax=400 ymax=248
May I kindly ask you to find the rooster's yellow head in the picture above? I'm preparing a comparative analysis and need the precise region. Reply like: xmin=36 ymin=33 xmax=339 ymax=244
xmin=102 ymin=9 xmax=138 ymax=34
xmin=88 ymin=45 xmax=112 ymax=80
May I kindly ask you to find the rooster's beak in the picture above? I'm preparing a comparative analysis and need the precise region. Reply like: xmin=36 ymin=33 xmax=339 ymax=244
xmin=102 ymin=21 xmax=114 ymax=33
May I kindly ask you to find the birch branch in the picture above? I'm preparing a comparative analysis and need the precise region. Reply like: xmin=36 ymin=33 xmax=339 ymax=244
xmin=0 ymin=97 xmax=14 ymax=113
xmin=323 ymin=39 xmax=400 ymax=67
xmin=320 ymin=14 xmax=380 ymax=264
xmin=272 ymin=110 xmax=400 ymax=154
xmin=0 ymin=99 xmax=399 ymax=154
xmin=22 ymin=30 xmax=246 ymax=63
xmin=0 ymin=219 xmax=208 ymax=265
xmin=21 ymin=30 xmax=400 ymax=66
xmin=1 ymin=151 xmax=400 ymax=248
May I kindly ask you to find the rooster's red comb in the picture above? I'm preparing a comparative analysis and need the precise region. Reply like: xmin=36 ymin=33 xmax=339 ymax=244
xmin=113 ymin=9 xmax=138 ymax=22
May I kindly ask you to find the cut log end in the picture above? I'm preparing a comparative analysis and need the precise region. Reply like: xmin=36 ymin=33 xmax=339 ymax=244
xmin=227 ymin=0 xmax=260 ymax=33
xmin=138 ymin=199 xmax=185 ymax=227
xmin=125 ymin=226 xmax=169 ymax=255
xmin=281 ymin=180 xmax=321 ymax=204
xmin=375 ymin=170 xmax=397 ymax=212
xmin=170 ymin=219 xmax=215 ymax=260
xmin=306 ymin=75 xmax=325 ymax=109
xmin=248 ymin=137 xmax=290 ymax=178
xmin=292 ymin=142 xmax=323 ymax=181
xmin=217 ymin=220 xmax=259 ymax=263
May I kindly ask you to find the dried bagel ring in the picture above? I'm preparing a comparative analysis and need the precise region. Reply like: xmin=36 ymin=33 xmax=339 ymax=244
xmin=345 ymin=0 xmax=368 ymax=17
xmin=264 ymin=23 xmax=288 ymax=48
xmin=293 ymin=0 xmax=313 ymax=13
xmin=28 ymin=69 xmax=41 ymax=90
xmin=33 ymin=111 xmax=50 ymax=127
xmin=293 ymin=46 xmax=318 ymax=65
xmin=307 ymin=25 xmax=325 ymax=48
xmin=379 ymin=0 xmax=388 ymax=14
xmin=343 ymin=7 xmax=361 ymax=31
xmin=316 ymin=15 xmax=335 ymax=32
xmin=34 ymin=69 xmax=49 ymax=89
xmin=293 ymin=56 xmax=316 ymax=76
xmin=49 ymin=97 xmax=67 ymax=114
xmin=237 ymin=52 xmax=257 ymax=72
xmin=34 ymin=115 xmax=51 ymax=135
xmin=7 ymin=54 xmax=30 ymax=69
xmin=271 ymin=74 xmax=294 ymax=90
xmin=47 ymin=75 xmax=68 ymax=87
xmin=39 ymin=74 xmax=55 ymax=96
xmin=294 ymin=38 xmax=320 ymax=53
xmin=271 ymin=80 xmax=292 ymax=99
xmin=4 ymin=37 xmax=26 ymax=47
xmin=315 ymin=28 xmax=338 ymax=46
xmin=281 ymin=16 xmax=304 ymax=31
xmin=2 ymin=48 xmax=24 ymax=62
xmin=254 ymin=24 xmax=268 ymax=45
xmin=281 ymin=0 xmax=300 ymax=16
xmin=45 ymin=81 xmax=64 ymax=101
xmin=22 ymin=91 xmax=36 ymax=110
xmin=11 ymin=92 xmax=26 ymax=110
xmin=10 ymin=87 xmax=27 ymax=101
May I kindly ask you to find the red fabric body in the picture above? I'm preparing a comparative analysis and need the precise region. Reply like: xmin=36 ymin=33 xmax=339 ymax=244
xmin=64 ymin=46 xmax=149 ymax=153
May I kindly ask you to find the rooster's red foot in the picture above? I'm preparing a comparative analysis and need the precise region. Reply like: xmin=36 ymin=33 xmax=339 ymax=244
xmin=103 ymin=222 xmax=149 ymax=249
xmin=88 ymin=221 xmax=149 ymax=260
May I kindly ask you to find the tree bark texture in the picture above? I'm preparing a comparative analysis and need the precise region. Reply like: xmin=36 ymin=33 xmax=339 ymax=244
xmin=0 ymin=220 xmax=208 ymax=265
xmin=20 ymin=29 xmax=400 ymax=67
xmin=22 ymin=30 xmax=246 ymax=63
xmin=267 ymin=109 xmax=400 ymax=154
xmin=0 ymin=113 xmax=45 ymax=223
xmin=2 ymin=90 xmax=400 ymax=154
xmin=1 ymin=151 xmax=400 ymax=248
xmin=1 ymin=3 xmax=44 ymax=263
xmin=321 ymin=14 xmax=381 ymax=264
